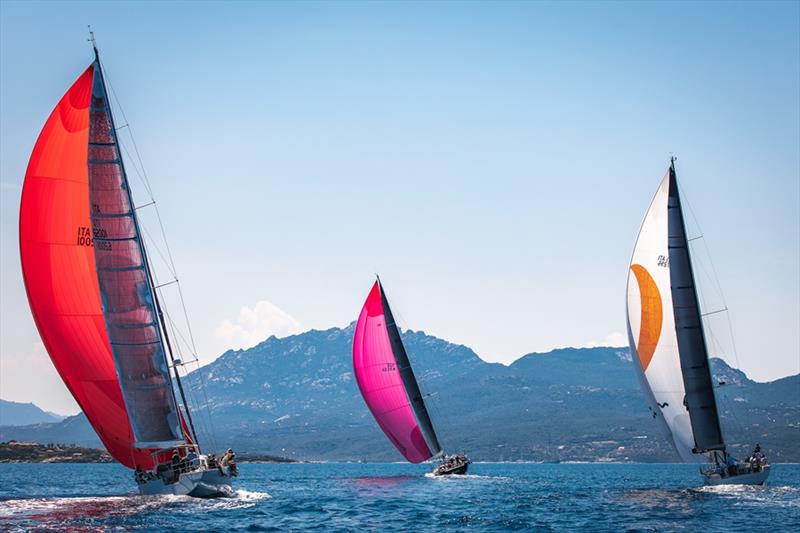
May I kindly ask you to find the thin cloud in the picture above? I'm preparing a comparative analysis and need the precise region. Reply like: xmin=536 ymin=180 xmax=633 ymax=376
xmin=215 ymin=300 xmax=303 ymax=350
xmin=583 ymin=332 xmax=627 ymax=348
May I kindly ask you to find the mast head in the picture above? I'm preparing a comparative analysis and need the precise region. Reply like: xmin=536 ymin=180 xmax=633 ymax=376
xmin=87 ymin=25 xmax=99 ymax=61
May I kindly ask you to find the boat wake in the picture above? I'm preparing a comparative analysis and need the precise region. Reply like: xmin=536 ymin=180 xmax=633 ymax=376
xmin=693 ymin=484 xmax=766 ymax=493
xmin=0 ymin=494 xmax=160 ymax=530
xmin=229 ymin=489 xmax=272 ymax=503
xmin=146 ymin=488 xmax=271 ymax=508
xmin=424 ymin=473 xmax=509 ymax=481
xmin=0 ymin=489 xmax=272 ymax=523
xmin=691 ymin=484 xmax=800 ymax=508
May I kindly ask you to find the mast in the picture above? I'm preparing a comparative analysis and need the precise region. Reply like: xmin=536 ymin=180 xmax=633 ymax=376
xmin=91 ymin=42 xmax=200 ymax=448
xmin=667 ymin=158 xmax=725 ymax=454
xmin=377 ymin=277 xmax=443 ymax=457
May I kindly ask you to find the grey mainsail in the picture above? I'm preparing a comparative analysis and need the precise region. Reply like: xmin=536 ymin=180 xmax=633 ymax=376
xmin=88 ymin=57 xmax=184 ymax=448
xmin=667 ymin=162 xmax=726 ymax=453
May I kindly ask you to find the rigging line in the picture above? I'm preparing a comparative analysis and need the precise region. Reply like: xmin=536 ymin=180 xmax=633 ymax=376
xmin=151 ymin=275 xmax=198 ymax=361
xmin=688 ymin=239 xmax=715 ymax=317
xmin=144 ymin=201 xmax=202 ymax=357
xmin=175 ymin=282 xmax=199 ymax=356
xmin=164 ymin=301 xmax=185 ymax=362
xmin=163 ymin=307 xmax=199 ymax=361
xmin=136 ymin=203 xmax=201 ymax=449
xmin=140 ymin=224 xmax=177 ymax=280
xmin=387 ymin=298 xmax=448 ymax=453
xmin=115 ymin=131 xmax=200 ymax=360
xmin=101 ymin=66 xmax=155 ymax=200
xmin=162 ymin=310 xmax=209 ymax=445
xmin=160 ymin=307 xmax=216 ymax=451
xmin=194 ymin=361 xmax=221 ymax=452
xmin=705 ymin=320 xmax=725 ymax=359
xmin=103 ymin=66 xmax=196 ymax=354
xmin=100 ymin=71 xmax=196 ymax=450
xmin=117 ymin=134 xmax=154 ymax=201
xmin=681 ymin=186 xmax=743 ymax=373
xmin=100 ymin=59 xmax=218 ymax=455
xmin=702 ymin=308 xmax=729 ymax=318
xmin=101 ymin=56 xmax=216 ymax=449
xmin=158 ymin=303 xmax=217 ymax=449
xmin=711 ymin=358 xmax=748 ymax=446
xmin=181 ymin=369 xmax=213 ymax=451
xmin=173 ymin=350 xmax=219 ymax=452
xmin=140 ymin=230 xmax=199 ymax=360
xmin=103 ymin=71 xmax=183 ymax=286
xmin=154 ymin=283 xmax=216 ymax=449
xmin=119 ymin=141 xmax=199 ymax=356
xmin=680 ymin=182 xmax=749 ymax=449
xmin=147 ymin=198 xmax=201 ymax=356
xmin=681 ymin=189 xmax=729 ymax=309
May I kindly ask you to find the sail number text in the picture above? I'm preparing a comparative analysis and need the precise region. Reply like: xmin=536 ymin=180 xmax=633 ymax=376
xmin=76 ymin=226 xmax=112 ymax=251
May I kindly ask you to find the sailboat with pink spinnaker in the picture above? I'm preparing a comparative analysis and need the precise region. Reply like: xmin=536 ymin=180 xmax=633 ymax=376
xmin=352 ymin=278 xmax=470 ymax=476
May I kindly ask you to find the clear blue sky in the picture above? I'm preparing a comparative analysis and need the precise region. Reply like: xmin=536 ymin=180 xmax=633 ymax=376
xmin=1 ymin=1 xmax=798 ymax=414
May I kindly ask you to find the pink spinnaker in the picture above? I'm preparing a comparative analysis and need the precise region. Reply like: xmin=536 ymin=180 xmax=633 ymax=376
xmin=352 ymin=282 xmax=434 ymax=463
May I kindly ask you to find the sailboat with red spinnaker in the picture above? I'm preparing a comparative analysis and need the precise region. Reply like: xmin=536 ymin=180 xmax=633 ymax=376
xmin=19 ymin=39 xmax=237 ymax=497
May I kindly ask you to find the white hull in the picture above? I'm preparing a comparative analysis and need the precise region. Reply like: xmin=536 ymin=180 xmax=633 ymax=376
xmin=702 ymin=465 xmax=771 ymax=486
xmin=138 ymin=466 xmax=235 ymax=497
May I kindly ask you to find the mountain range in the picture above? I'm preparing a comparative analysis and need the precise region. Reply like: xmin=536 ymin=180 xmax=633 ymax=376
xmin=0 ymin=399 xmax=65 ymax=426
xmin=2 ymin=325 xmax=798 ymax=462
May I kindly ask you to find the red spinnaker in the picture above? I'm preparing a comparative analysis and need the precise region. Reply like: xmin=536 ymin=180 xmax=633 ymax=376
xmin=352 ymin=282 xmax=433 ymax=463
xmin=19 ymin=65 xmax=153 ymax=469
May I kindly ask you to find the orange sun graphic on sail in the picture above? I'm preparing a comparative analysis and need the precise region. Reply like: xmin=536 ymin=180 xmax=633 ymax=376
xmin=630 ymin=264 xmax=662 ymax=372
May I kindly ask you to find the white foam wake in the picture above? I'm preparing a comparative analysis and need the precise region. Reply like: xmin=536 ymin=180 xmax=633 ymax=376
xmin=424 ymin=473 xmax=509 ymax=481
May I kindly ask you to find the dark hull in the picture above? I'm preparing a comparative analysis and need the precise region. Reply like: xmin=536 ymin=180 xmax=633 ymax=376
xmin=433 ymin=462 xmax=469 ymax=476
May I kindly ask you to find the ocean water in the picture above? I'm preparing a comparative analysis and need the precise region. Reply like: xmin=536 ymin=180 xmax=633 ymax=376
xmin=0 ymin=463 xmax=798 ymax=532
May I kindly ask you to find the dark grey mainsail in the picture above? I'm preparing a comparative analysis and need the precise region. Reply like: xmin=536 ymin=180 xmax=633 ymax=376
xmin=667 ymin=161 xmax=726 ymax=453
xmin=88 ymin=53 xmax=186 ymax=448
xmin=378 ymin=280 xmax=443 ymax=456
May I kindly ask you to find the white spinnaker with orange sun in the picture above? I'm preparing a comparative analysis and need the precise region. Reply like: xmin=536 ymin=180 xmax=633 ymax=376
xmin=626 ymin=171 xmax=699 ymax=463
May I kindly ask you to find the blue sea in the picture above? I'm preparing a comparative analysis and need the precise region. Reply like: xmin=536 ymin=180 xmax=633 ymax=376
xmin=1 ymin=463 xmax=798 ymax=531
